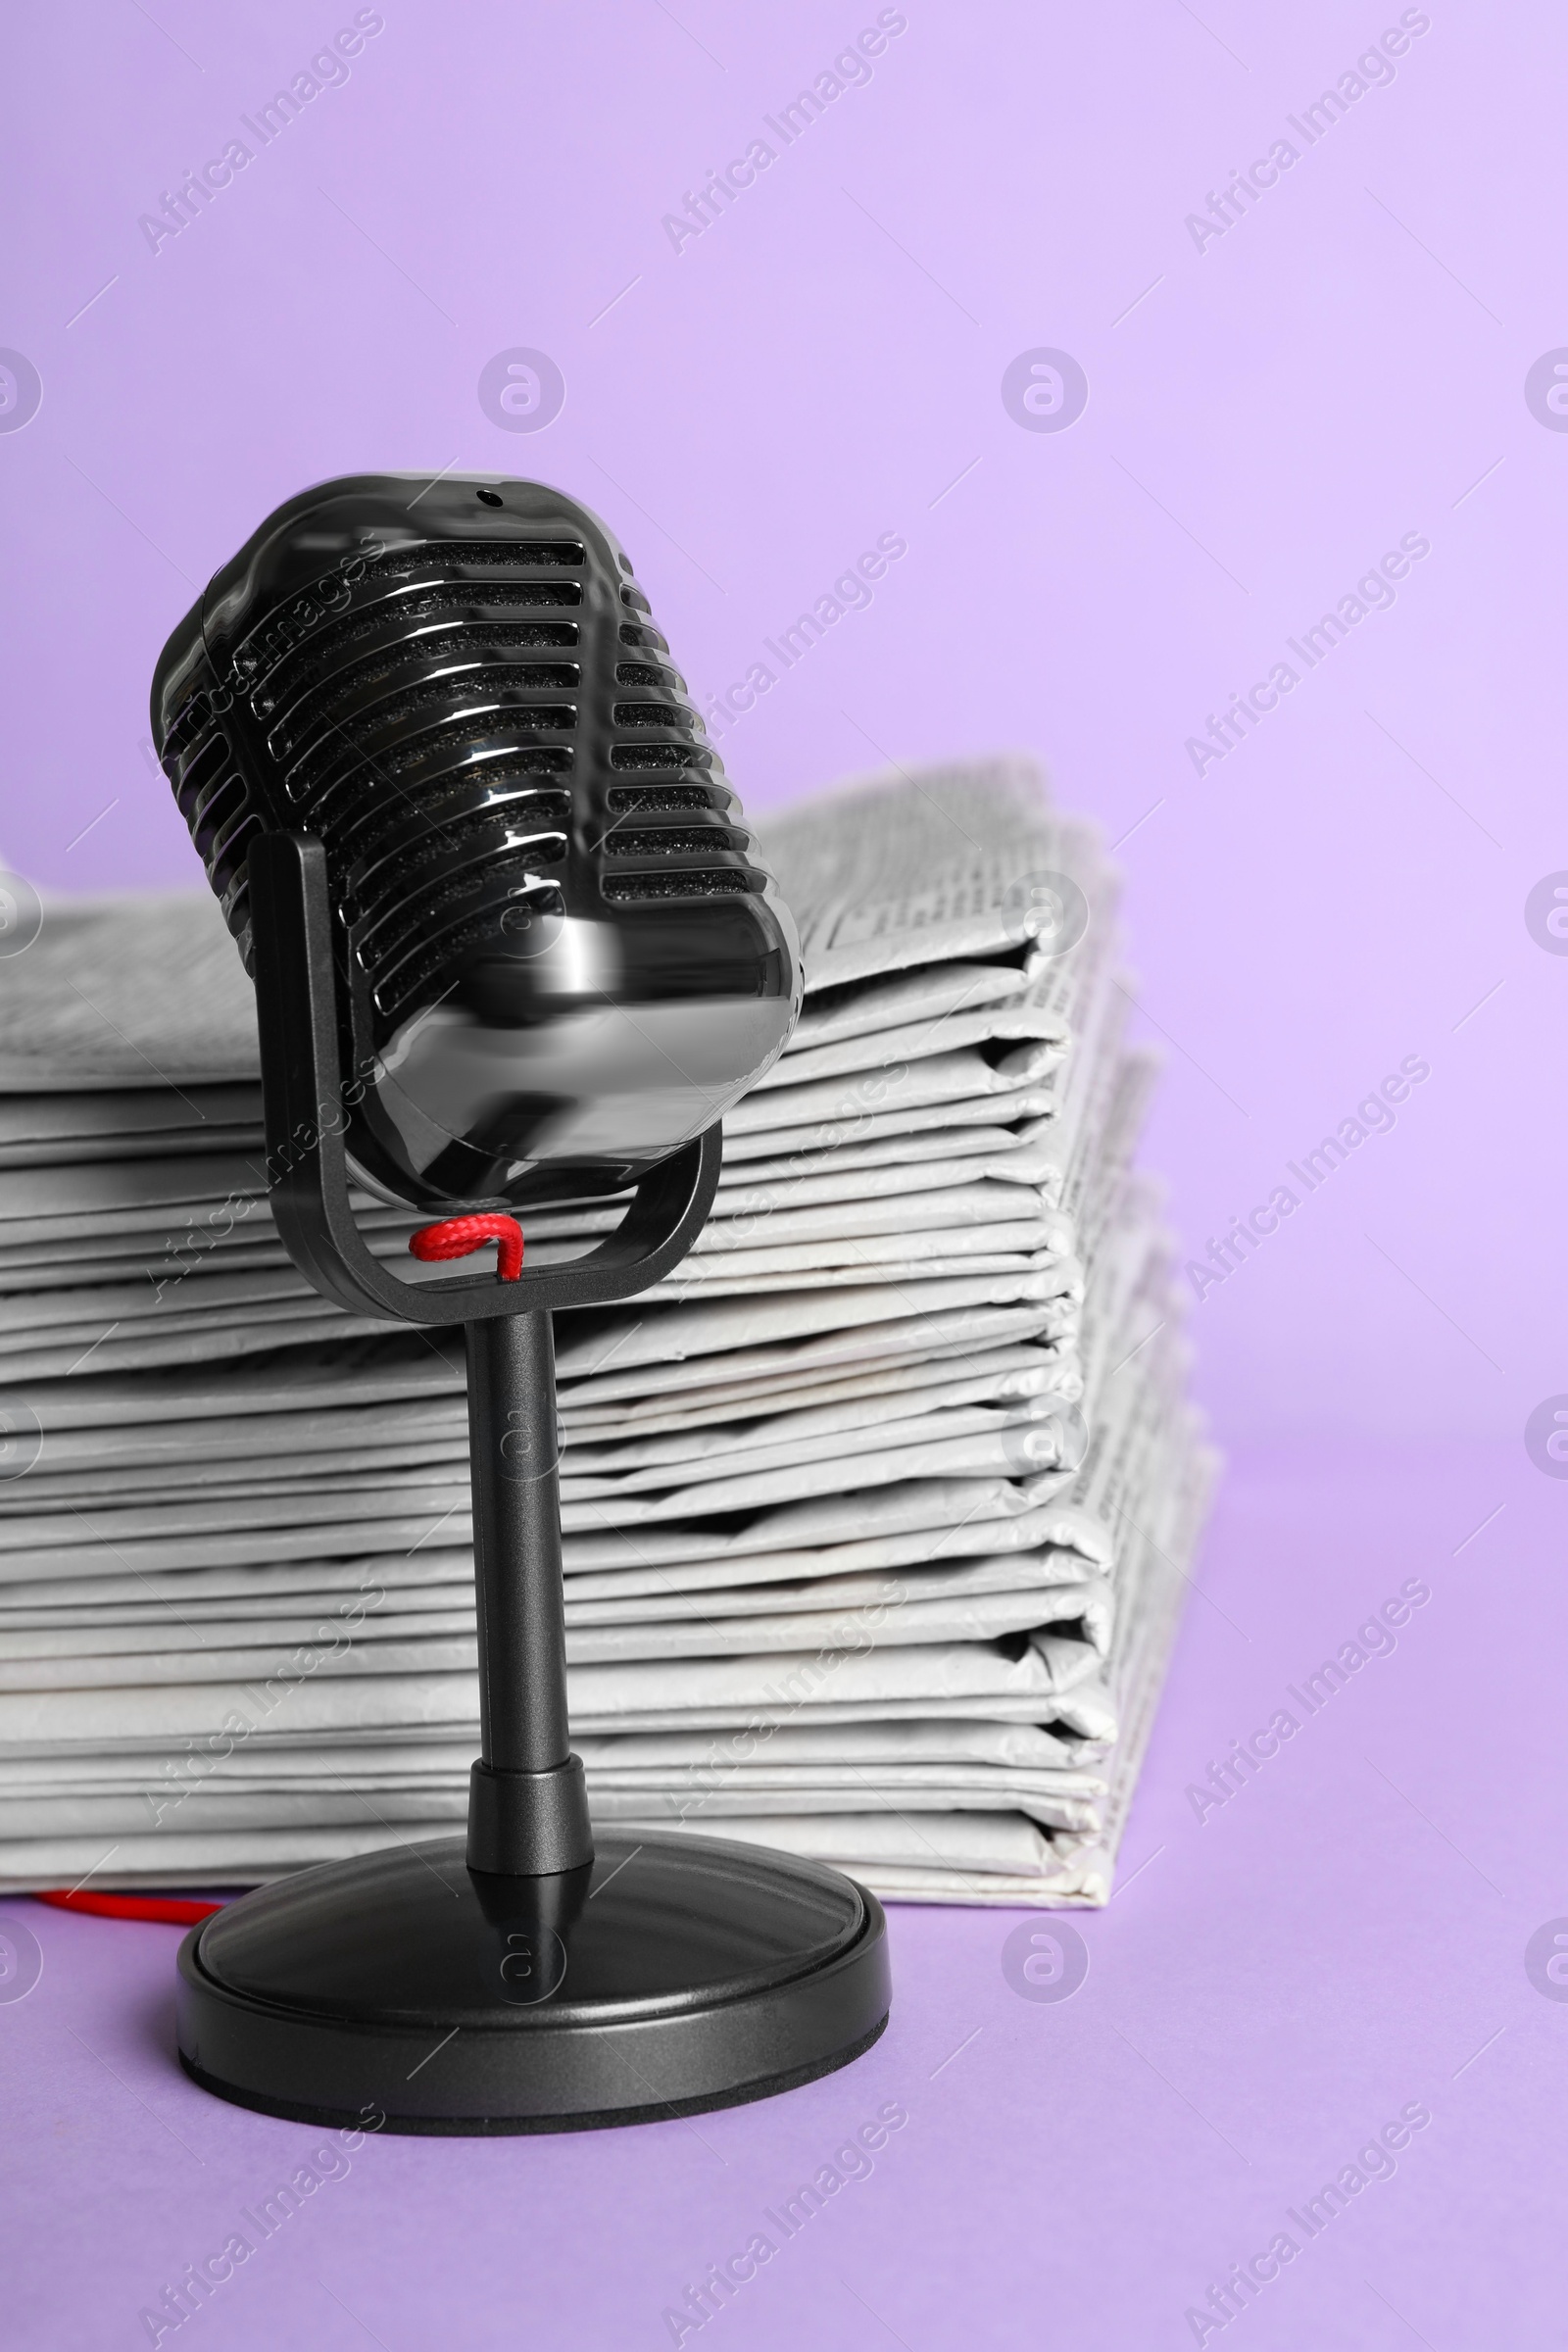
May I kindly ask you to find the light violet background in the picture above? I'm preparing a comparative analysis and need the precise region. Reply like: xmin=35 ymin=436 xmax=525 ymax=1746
xmin=0 ymin=6 xmax=1560 ymax=2347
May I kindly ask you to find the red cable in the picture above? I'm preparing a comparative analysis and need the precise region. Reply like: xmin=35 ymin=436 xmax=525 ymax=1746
xmin=35 ymin=1888 xmax=226 ymax=1926
xmin=409 ymin=1212 xmax=524 ymax=1282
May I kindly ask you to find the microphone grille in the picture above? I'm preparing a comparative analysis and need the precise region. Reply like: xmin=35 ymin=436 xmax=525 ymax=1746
xmin=153 ymin=485 xmax=771 ymax=1033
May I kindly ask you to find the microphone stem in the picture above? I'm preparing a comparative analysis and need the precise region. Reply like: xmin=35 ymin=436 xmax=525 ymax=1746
xmin=464 ymin=1308 xmax=593 ymax=1873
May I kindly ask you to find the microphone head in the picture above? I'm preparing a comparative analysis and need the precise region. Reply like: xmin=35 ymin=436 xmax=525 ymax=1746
xmin=150 ymin=473 xmax=800 ymax=1211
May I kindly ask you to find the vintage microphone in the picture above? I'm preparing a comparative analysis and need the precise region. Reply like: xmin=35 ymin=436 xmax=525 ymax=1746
xmin=149 ymin=472 xmax=890 ymax=2132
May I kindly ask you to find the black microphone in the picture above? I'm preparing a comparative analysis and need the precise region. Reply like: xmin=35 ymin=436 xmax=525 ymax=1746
xmin=148 ymin=471 xmax=888 ymax=2138
xmin=150 ymin=471 xmax=800 ymax=1211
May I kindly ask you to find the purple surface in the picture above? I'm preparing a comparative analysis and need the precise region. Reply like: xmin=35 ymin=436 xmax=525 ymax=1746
xmin=0 ymin=7 xmax=1557 ymax=2341
xmin=4 ymin=1441 xmax=1555 ymax=2350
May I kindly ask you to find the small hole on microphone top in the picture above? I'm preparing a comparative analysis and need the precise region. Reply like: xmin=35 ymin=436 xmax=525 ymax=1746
xmin=617 ymin=552 xmax=633 ymax=571
xmin=476 ymin=489 xmax=503 ymax=508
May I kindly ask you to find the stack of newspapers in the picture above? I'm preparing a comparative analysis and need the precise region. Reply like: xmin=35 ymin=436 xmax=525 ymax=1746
xmin=0 ymin=758 xmax=1213 ymax=1906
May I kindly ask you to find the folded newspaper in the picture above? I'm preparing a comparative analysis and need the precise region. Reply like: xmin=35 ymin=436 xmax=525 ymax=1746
xmin=0 ymin=757 xmax=1214 ymax=1905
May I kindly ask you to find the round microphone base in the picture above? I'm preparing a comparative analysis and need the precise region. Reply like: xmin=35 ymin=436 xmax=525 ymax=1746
xmin=175 ymin=1831 xmax=891 ymax=2134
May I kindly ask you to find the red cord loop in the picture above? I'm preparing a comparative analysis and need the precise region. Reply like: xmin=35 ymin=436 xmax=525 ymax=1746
xmin=409 ymin=1213 xmax=524 ymax=1282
